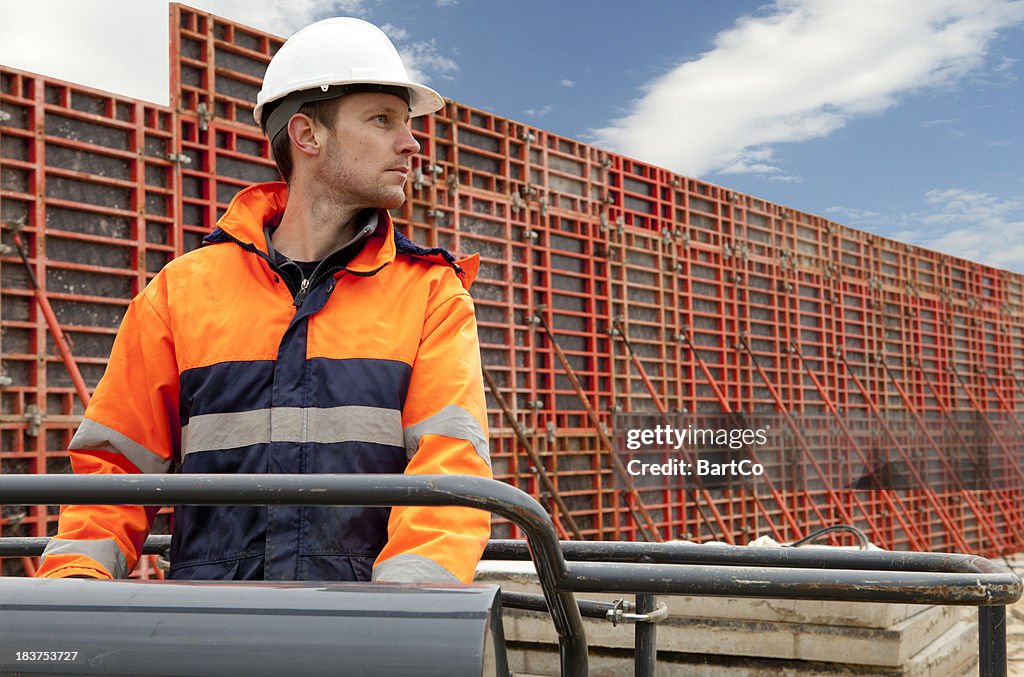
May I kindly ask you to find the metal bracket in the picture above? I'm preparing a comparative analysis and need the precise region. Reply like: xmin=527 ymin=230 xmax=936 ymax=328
xmin=0 ymin=374 xmax=12 ymax=387
xmin=411 ymin=167 xmax=427 ymax=191
xmin=196 ymin=102 xmax=213 ymax=132
xmin=0 ymin=109 xmax=11 ymax=123
xmin=511 ymin=191 xmax=524 ymax=214
xmin=167 ymin=153 xmax=192 ymax=166
xmin=545 ymin=421 xmax=557 ymax=445
xmin=24 ymin=405 xmax=43 ymax=437
xmin=0 ymin=243 xmax=13 ymax=256
xmin=606 ymin=599 xmax=669 ymax=626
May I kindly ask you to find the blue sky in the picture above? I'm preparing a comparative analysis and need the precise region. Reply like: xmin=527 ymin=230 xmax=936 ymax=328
xmin=2 ymin=0 xmax=1023 ymax=271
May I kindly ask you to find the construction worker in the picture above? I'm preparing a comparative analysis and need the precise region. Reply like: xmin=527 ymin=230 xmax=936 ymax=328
xmin=35 ymin=18 xmax=492 ymax=583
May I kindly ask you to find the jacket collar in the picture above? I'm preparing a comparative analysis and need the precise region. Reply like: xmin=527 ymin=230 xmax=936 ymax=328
xmin=210 ymin=182 xmax=396 ymax=274
xmin=208 ymin=181 xmax=477 ymax=289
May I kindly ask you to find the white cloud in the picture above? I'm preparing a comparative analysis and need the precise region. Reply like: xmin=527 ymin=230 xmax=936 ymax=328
xmin=380 ymin=24 xmax=410 ymax=41
xmin=378 ymin=24 xmax=460 ymax=84
xmin=824 ymin=206 xmax=884 ymax=221
xmin=436 ymin=0 xmax=458 ymax=6
xmin=829 ymin=189 xmax=1024 ymax=272
xmin=921 ymin=118 xmax=958 ymax=127
xmin=593 ymin=0 xmax=1024 ymax=179
xmin=524 ymin=104 xmax=554 ymax=118
xmin=0 ymin=1 xmax=368 ymax=105
xmin=396 ymin=38 xmax=460 ymax=85
xmin=559 ymin=79 xmax=575 ymax=88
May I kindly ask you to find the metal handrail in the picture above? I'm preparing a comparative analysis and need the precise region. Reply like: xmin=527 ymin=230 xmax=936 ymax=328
xmin=0 ymin=474 xmax=589 ymax=675
xmin=1 ymin=474 xmax=1022 ymax=676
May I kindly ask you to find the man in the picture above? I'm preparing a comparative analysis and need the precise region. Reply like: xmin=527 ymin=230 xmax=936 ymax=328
xmin=35 ymin=18 xmax=492 ymax=583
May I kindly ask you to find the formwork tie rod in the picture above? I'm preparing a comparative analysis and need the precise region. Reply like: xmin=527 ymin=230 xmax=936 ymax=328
xmin=533 ymin=310 xmax=663 ymax=543
xmin=3 ymin=225 xmax=91 ymax=408
xmin=480 ymin=364 xmax=585 ymax=541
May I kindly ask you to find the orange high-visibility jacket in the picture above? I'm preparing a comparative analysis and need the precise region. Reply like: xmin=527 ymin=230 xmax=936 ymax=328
xmin=36 ymin=182 xmax=492 ymax=583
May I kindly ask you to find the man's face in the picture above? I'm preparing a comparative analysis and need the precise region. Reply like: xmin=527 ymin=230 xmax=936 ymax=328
xmin=313 ymin=91 xmax=421 ymax=210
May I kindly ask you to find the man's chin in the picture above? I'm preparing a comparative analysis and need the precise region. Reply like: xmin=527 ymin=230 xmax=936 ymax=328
xmin=378 ymin=192 xmax=406 ymax=211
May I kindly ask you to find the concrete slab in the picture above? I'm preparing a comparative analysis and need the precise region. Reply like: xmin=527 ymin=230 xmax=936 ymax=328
xmin=505 ymin=617 xmax=978 ymax=676
xmin=498 ymin=603 xmax=968 ymax=666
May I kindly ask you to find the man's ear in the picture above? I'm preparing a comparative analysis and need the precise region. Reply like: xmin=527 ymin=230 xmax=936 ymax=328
xmin=288 ymin=113 xmax=321 ymax=159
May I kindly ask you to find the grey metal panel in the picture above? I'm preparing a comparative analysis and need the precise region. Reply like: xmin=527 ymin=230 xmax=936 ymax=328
xmin=0 ymin=577 xmax=509 ymax=677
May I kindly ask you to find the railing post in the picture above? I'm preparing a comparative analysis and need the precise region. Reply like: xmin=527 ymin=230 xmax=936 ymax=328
xmin=978 ymin=605 xmax=1007 ymax=677
xmin=634 ymin=593 xmax=658 ymax=677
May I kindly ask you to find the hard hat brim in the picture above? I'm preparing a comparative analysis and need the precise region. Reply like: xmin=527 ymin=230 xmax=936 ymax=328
xmin=254 ymin=80 xmax=445 ymax=128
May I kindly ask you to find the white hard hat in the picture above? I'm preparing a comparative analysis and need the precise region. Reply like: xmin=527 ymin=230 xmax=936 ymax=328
xmin=254 ymin=17 xmax=444 ymax=140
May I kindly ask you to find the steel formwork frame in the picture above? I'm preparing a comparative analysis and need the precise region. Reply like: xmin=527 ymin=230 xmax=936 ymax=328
xmin=2 ymin=3 xmax=1024 ymax=576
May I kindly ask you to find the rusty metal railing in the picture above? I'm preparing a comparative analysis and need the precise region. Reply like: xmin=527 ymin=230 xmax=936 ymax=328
xmin=0 ymin=474 xmax=1020 ymax=676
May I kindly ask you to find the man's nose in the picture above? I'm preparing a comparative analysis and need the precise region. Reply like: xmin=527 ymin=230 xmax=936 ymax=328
xmin=397 ymin=125 xmax=421 ymax=155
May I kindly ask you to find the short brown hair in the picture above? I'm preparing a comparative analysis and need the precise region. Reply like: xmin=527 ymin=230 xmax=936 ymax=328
xmin=261 ymin=97 xmax=342 ymax=183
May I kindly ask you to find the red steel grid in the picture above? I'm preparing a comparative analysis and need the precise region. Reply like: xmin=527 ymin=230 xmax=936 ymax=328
xmin=674 ymin=245 xmax=741 ymax=412
xmin=832 ymin=224 xmax=872 ymax=291
xmin=439 ymin=191 xmax=534 ymax=433
xmin=732 ymin=257 xmax=801 ymax=412
xmin=780 ymin=208 xmax=831 ymax=273
xmin=725 ymin=191 xmax=780 ymax=265
xmin=878 ymin=291 xmax=926 ymax=412
xmin=525 ymin=127 xmax=607 ymax=220
xmin=833 ymin=278 xmax=886 ymax=412
xmin=444 ymin=103 xmax=516 ymax=198
xmin=607 ymin=227 xmax=683 ymax=415
xmin=984 ymin=310 xmax=1018 ymax=412
xmin=681 ymin=179 xmax=730 ymax=252
xmin=792 ymin=271 xmax=841 ymax=412
xmin=607 ymin=155 xmax=674 ymax=234
xmin=0 ymin=65 xmax=179 ymax=576
xmin=916 ymin=297 xmax=954 ymax=412
xmin=877 ymin=353 xmax=1013 ymax=553
xmin=171 ymin=4 xmax=282 ymax=130
xmin=530 ymin=212 xmax=612 ymax=430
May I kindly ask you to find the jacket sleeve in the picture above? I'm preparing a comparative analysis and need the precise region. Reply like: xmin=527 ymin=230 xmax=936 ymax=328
xmin=35 ymin=284 xmax=180 ymax=579
xmin=372 ymin=283 xmax=492 ymax=584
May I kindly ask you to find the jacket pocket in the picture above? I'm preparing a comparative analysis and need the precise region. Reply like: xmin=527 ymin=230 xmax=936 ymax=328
xmin=297 ymin=554 xmax=374 ymax=582
xmin=168 ymin=558 xmax=241 ymax=581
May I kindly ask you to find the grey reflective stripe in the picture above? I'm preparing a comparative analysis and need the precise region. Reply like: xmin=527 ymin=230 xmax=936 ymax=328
xmin=182 ymin=406 xmax=403 ymax=455
xmin=371 ymin=553 xmax=461 ymax=584
xmin=40 ymin=538 xmax=129 ymax=578
xmin=70 ymin=419 xmax=172 ymax=474
xmin=403 ymin=405 xmax=490 ymax=466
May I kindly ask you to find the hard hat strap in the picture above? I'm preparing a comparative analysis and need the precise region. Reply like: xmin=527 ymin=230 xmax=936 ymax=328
xmin=264 ymin=84 xmax=412 ymax=143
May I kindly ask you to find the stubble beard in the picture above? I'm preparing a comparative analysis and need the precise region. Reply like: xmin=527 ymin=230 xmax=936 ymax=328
xmin=318 ymin=144 xmax=407 ymax=211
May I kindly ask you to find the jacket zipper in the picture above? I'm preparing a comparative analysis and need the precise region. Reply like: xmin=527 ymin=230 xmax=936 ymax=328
xmin=216 ymin=228 xmax=388 ymax=307
xmin=293 ymin=266 xmax=338 ymax=307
